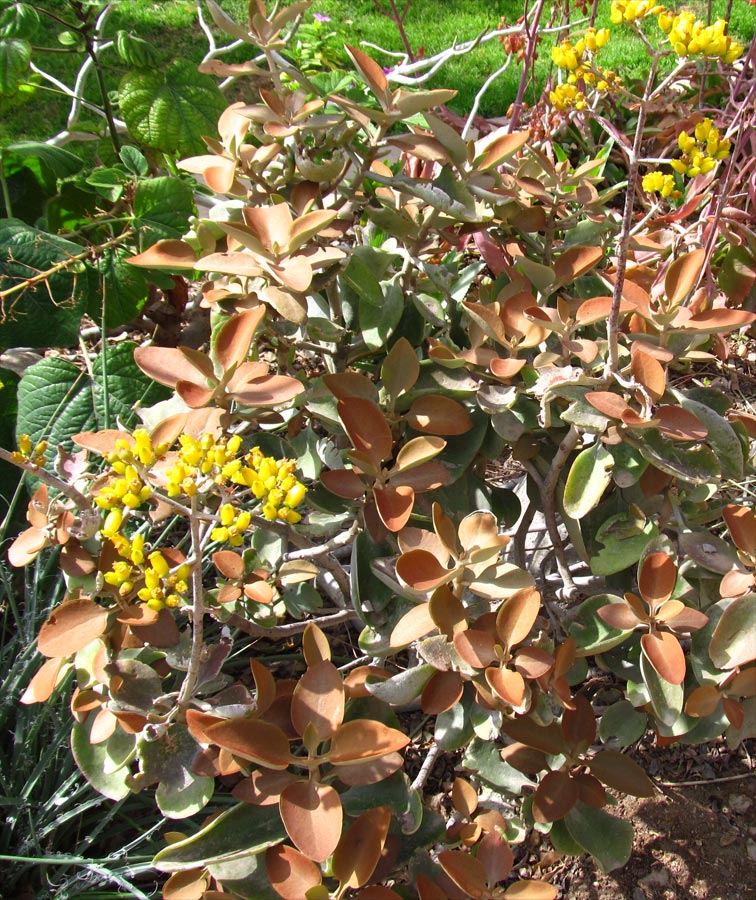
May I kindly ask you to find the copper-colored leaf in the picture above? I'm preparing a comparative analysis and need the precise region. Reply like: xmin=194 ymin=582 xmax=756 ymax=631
xmin=597 ymin=603 xmax=641 ymax=631
xmin=215 ymin=306 xmax=266 ymax=370
xmin=654 ymin=405 xmax=708 ymax=441
xmin=344 ymin=44 xmax=389 ymax=104
xmin=338 ymin=398 xmax=392 ymax=465
xmin=665 ymin=248 xmax=706 ymax=308
xmin=503 ymin=880 xmax=558 ymax=899
xmin=406 ymin=395 xmax=472 ymax=435
xmin=232 ymin=374 xmax=305 ymax=407
xmin=561 ymin=694 xmax=596 ymax=753
xmin=421 ymin=670 xmax=464 ymax=715
xmin=205 ymin=718 xmax=293 ymax=769
xmin=374 ymin=483 xmax=414 ymax=532
xmin=396 ymin=548 xmax=453 ymax=592
xmin=501 ymin=717 xmax=565 ymax=755
xmin=584 ymin=391 xmax=631 ymax=419
xmin=532 ymin=771 xmax=579 ymax=823
xmin=589 ymin=749 xmax=655 ymax=797
xmin=393 ymin=435 xmax=447 ymax=472
xmin=162 ymin=869 xmax=209 ymax=900
xmin=631 ymin=346 xmax=666 ymax=402
xmin=429 ymin=584 xmax=467 ymax=638
xmin=499 ymin=742 xmax=548 ymax=774
xmin=302 ymin=622 xmax=331 ymax=666
xmin=133 ymin=346 xmax=213 ymax=390
xmin=265 ymin=844 xmax=322 ymax=900
xmin=641 ymin=631 xmax=686 ymax=684
xmin=477 ymin=828 xmax=514 ymax=886
xmin=279 ymin=780 xmax=342 ymax=863
xmin=37 ymin=598 xmax=109 ymax=658
xmin=7 ymin=527 xmax=48 ymax=567
xmin=320 ymin=468 xmax=366 ymax=499
xmin=575 ymin=296 xmax=633 ymax=326
xmin=500 ymin=292 xmax=547 ymax=348
xmin=477 ymin=129 xmax=530 ymax=169
xmin=573 ymin=772 xmax=607 ymax=808
xmin=291 ymin=660 xmax=345 ymax=741
xmin=453 ymin=629 xmax=497 ymax=669
xmin=554 ymin=245 xmax=603 ymax=284
xmin=486 ymin=666 xmax=526 ymax=707
xmin=496 ymin=587 xmax=541 ymax=649
xmin=639 ymin=552 xmax=677 ymax=608
xmin=127 ymin=239 xmax=197 ymax=269
xmin=20 ymin=656 xmax=68 ymax=704
xmin=685 ymin=684 xmax=721 ymax=718
xmin=329 ymin=719 xmax=409 ymax=764
xmin=512 ymin=647 xmax=554 ymax=680
xmin=390 ymin=603 xmax=436 ymax=647
xmin=332 ymin=806 xmax=391 ymax=889
xmin=451 ymin=777 xmax=478 ymax=818
xmin=723 ymin=504 xmax=756 ymax=555
xmin=382 ymin=337 xmax=420 ymax=401
xmin=437 ymin=850 xmax=488 ymax=899
xmin=490 ymin=357 xmax=527 ymax=379
xmin=335 ymin=752 xmax=403 ymax=786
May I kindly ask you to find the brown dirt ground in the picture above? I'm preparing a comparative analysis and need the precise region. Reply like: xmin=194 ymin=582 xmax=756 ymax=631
xmin=550 ymin=740 xmax=756 ymax=900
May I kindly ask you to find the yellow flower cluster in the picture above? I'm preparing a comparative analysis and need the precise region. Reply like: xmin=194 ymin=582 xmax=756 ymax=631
xmin=164 ymin=433 xmax=243 ymax=498
xmin=231 ymin=448 xmax=307 ymax=524
xmin=658 ymin=11 xmax=743 ymax=62
xmin=642 ymin=171 xmax=679 ymax=198
xmin=550 ymin=83 xmax=588 ymax=112
xmin=672 ymin=118 xmax=730 ymax=177
xmin=137 ymin=551 xmax=190 ymax=611
xmin=610 ymin=0 xmax=664 ymax=23
xmin=211 ymin=504 xmax=252 ymax=546
xmin=14 ymin=434 xmax=48 ymax=467
xmin=94 ymin=429 xmax=164 ymax=512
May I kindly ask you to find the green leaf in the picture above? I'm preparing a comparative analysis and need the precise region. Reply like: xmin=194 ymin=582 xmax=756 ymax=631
xmin=350 ymin=530 xmax=396 ymax=620
xmin=0 ymin=37 xmax=29 ymax=94
xmin=0 ymin=3 xmax=39 ymax=40
xmin=115 ymin=29 xmax=163 ymax=68
xmin=360 ymin=277 xmax=404 ymax=350
xmin=71 ymin=715 xmax=136 ymax=801
xmin=133 ymin=175 xmax=195 ymax=244
xmin=564 ymin=801 xmax=633 ymax=872
xmin=569 ymin=594 xmax=634 ymax=656
xmin=434 ymin=689 xmax=474 ymax=751
xmin=709 ymin=593 xmax=756 ymax=670
xmin=4 ymin=141 xmax=83 ymax=179
xmin=138 ymin=724 xmax=213 ymax=819
xmin=154 ymin=803 xmax=287 ymax=871
xmin=463 ymin=737 xmax=534 ymax=794
xmin=608 ymin=442 xmax=648 ymax=488
xmin=95 ymin=248 xmax=149 ymax=328
xmin=590 ymin=515 xmax=658 ymax=577
xmin=675 ymin=394 xmax=743 ymax=480
xmin=207 ymin=853 xmax=280 ymax=900
xmin=628 ymin=427 xmax=721 ymax=485
xmin=118 ymin=60 xmax=226 ymax=156
xmin=120 ymin=145 xmax=150 ymax=177
xmin=564 ymin=442 xmax=613 ymax=519
xmin=16 ymin=343 xmax=170 ymax=466
xmin=0 ymin=219 xmax=94 ymax=347
xmin=549 ymin=818 xmax=585 ymax=856
xmin=341 ymin=771 xmax=413 ymax=818
xmin=598 ymin=700 xmax=647 ymax=748
xmin=641 ymin=651 xmax=683 ymax=727
xmin=366 ymin=663 xmax=435 ymax=706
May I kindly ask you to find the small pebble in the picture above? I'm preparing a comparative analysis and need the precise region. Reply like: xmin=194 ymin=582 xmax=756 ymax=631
xmin=729 ymin=793 xmax=752 ymax=815
xmin=748 ymin=838 xmax=756 ymax=863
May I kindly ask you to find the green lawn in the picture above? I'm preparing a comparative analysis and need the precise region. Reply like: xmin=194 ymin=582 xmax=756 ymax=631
xmin=1 ymin=0 xmax=753 ymax=147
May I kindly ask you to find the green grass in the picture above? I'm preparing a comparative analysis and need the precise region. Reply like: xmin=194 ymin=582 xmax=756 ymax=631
xmin=1 ymin=0 xmax=754 ymax=147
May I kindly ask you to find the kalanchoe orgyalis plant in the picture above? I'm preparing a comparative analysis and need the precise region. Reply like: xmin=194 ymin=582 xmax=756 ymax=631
xmin=4 ymin=0 xmax=756 ymax=896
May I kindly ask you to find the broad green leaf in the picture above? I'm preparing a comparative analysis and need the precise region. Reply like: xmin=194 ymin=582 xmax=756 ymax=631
xmin=709 ymin=593 xmax=756 ymax=670
xmin=563 ymin=442 xmax=613 ymax=519
xmin=153 ymin=803 xmax=287 ymax=871
xmin=569 ymin=595 xmax=634 ymax=656
xmin=71 ymin=715 xmax=136 ymax=801
xmin=564 ymin=802 xmax=633 ymax=873
xmin=361 ymin=278 xmax=403 ymax=351
xmin=138 ymin=724 xmax=213 ymax=819
xmin=675 ymin=394 xmax=743 ymax=480
xmin=133 ymin=176 xmax=195 ymax=244
xmin=434 ymin=690 xmax=474 ymax=751
xmin=590 ymin=515 xmax=658 ymax=576
xmin=0 ymin=37 xmax=30 ymax=94
xmin=598 ymin=700 xmax=647 ymax=748
xmin=120 ymin=145 xmax=150 ymax=177
xmin=641 ymin=651 xmax=683 ymax=727
xmin=366 ymin=663 xmax=435 ymax=706
xmin=463 ymin=737 xmax=535 ymax=794
xmin=549 ymin=819 xmax=585 ymax=856
xmin=207 ymin=853 xmax=279 ymax=900
xmin=718 ymin=245 xmax=756 ymax=306
xmin=95 ymin=248 xmax=149 ymax=328
xmin=0 ymin=3 xmax=39 ymax=40
xmin=16 ymin=343 xmax=169 ymax=468
xmin=341 ymin=771 xmax=413 ymax=818
xmin=351 ymin=531 xmax=396 ymax=620
xmin=0 ymin=219 xmax=95 ymax=347
xmin=118 ymin=60 xmax=226 ymax=156
xmin=115 ymin=29 xmax=163 ymax=68
xmin=4 ymin=141 xmax=83 ymax=178
xmin=628 ymin=427 xmax=720 ymax=485
xmin=608 ymin=442 xmax=648 ymax=487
